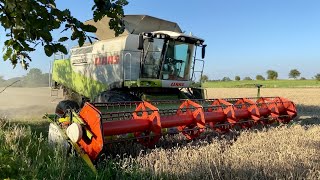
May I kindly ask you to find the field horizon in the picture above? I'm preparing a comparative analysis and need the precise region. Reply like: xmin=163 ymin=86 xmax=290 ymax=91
xmin=204 ymin=79 xmax=320 ymax=88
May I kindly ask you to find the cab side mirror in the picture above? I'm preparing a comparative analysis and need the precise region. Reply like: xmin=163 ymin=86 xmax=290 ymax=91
xmin=138 ymin=34 xmax=144 ymax=50
xmin=201 ymin=45 xmax=207 ymax=59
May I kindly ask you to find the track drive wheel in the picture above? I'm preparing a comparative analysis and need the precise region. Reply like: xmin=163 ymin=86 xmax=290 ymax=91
xmin=55 ymin=100 xmax=80 ymax=117
xmin=94 ymin=90 xmax=141 ymax=103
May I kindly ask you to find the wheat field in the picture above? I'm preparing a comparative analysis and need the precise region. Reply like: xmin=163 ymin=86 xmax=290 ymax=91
xmin=1 ymin=88 xmax=320 ymax=179
xmin=111 ymin=88 xmax=320 ymax=179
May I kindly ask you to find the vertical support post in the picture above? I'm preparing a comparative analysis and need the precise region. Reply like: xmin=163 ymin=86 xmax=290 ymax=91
xmin=49 ymin=61 xmax=52 ymax=87
xmin=255 ymin=84 xmax=263 ymax=98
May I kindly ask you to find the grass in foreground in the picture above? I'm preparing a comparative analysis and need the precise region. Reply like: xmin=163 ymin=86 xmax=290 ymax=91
xmin=204 ymin=79 xmax=320 ymax=88
xmin=0 ymin=118 xmax=149 ymax=179
xmin=1 ymin=116 xmax=320 ymax=179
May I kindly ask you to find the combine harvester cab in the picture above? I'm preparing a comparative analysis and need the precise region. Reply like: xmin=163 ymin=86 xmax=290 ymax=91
xmin=46 ymin=15 xmax=297 ymax=172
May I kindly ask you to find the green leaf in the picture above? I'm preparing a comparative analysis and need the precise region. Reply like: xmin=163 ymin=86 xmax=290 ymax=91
xmin=55 ymin=44 xmax=68 ymax=54
xmin=81 ymin=24 xmax=97 ymax=33
xmin=59 ymin=46 xmax=68 ymax=54
xmin=40 ymin=31 xmax=53 ymax=42
xmin=11 ymin=53 xmax=17 ymax=66
xmin=44 ymin=45 xmax=54 ymax=56
xmin=62 ymin=9 xmax=71 ymax=17
xmin=58 ymin=37 xmax=69 ymax=42
xmin=71 ymin=31 xmax=78 ymax=40
xmin=4 ymin=40 xmax=13 ymax=46
xmin=78 ymin=36 xmax=85 ymax=47
xmin=12 ymin=41 xmax=23 ymax=52
xmin=3 ymin=48 xmax=13 ymax=61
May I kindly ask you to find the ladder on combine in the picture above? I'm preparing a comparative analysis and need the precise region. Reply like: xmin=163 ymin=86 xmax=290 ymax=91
xmin=50 ymin=52 xmax=66 ymax=100
xmin=50 ymin=86 xmax=60 ymax=97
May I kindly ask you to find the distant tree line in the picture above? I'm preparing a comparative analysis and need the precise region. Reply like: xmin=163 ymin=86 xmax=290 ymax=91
xmin=0 ymin=68 xmax=49 ymax=87
xmin=202 ymin=69 xmax=320 ymax=81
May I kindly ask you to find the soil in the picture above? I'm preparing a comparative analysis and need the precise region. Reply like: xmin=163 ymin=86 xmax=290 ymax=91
xmin=0 ymin=87 xmax=62 ymax=119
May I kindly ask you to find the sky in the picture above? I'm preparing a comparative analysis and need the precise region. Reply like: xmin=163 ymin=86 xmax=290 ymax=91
xmin=0 ymin=0 xmax=320 ymax=80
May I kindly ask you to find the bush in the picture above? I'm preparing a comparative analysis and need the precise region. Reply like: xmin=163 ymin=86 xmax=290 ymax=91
xmin=300 ymin=77 xmax=306 ymax=80
xmin=222 ymin=77 xmax=231 ymax=81
xmin=289 ymin=69 xmax=301 ymax=79
xmin=267 ymin=70 xmax=278 ymax=80
xmin=256 ymin=75 xmax=265 ymax=80
xmin=315 ymin=74 xmax=320 ymax=81
xmin=235 ymin=76 xmax=240 ymax=81
xmin=243 ymin=77 xmax=252 ymax=81
xmin=201 ymin=75 xmax=209 ymax=82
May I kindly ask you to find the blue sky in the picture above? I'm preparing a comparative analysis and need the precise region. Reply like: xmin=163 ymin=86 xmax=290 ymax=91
xmin=1 ymin=0 xmax=320 ymax=79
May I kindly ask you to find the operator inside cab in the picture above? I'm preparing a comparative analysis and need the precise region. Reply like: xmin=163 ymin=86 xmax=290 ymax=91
xmin=162 ymin=41 xmax=187 ymax=80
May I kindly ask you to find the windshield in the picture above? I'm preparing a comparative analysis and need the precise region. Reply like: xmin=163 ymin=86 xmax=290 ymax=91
xmin=141 ymin=39 xmax=165 ymax=78
xmin=141 ymin=38 xmax=195 ymax=80
xmin=161 ymin=41 xmax=194 ymax=80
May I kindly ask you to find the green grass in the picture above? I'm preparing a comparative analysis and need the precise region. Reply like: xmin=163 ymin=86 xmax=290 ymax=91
xmin=0 ymin=118 xmax=150 ymax=180
xmin=2 ymin=115 xmax=320 ymax=179
xmin=203 ymin=79 xmax=320 ymax=88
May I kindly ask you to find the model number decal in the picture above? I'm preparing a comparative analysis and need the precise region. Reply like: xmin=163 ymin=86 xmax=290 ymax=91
xmin=170 ymin=82 xmax=185 ymax=86
xmin=94 ymin=55 xmax=120 ymax=65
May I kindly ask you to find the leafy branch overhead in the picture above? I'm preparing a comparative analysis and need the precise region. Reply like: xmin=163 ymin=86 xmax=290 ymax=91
xmin=0 ymin=0 xmax=128 ymax=69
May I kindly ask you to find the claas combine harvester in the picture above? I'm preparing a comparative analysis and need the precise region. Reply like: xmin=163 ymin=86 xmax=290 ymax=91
xmin=45 ymin=15 xmax=297 ymax=172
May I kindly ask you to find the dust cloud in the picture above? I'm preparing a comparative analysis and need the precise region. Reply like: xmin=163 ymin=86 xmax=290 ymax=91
xmin=0 ymin=87 xmax=61 ymax=120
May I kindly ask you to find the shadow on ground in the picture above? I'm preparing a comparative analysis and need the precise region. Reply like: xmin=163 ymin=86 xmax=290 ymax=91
xmin=295 ymin=104 xmax=320 ymax=126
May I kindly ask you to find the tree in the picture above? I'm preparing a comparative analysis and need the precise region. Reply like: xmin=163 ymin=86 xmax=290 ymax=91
xmin=24 ymin=68 xmax=49 ymax=86
xmin=222 ymin=77 xmax=231 ymax=81
xmin=25 ymin=68 xmax=43 ymax=85
xmin=27 ymin=68 xmax=43 ymax=77
xmin=315 ymin=74 xmax=320 ymax=81
xmin=256 ymin=75 xmax=265 ymax=80
xmin=201 ymin=75 xmax=209 ymax=82
xmin=300 ymin=77 xmax=306 ymax=80
xmin=289 ymin=69 xmax=301 ymax=79
xmin=243 ymin=77 xmax=252 ymax=81
xmin=0 ymin=0 xmax=128 ymax=69
xmin=266 ymin=70 xmax=278 ymax=80
xmin=235 ymin=76 xmax=240 ymax=81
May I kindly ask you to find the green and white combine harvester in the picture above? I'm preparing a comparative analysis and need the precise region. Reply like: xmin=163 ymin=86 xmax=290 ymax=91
xmin=46 ymin=15 xmax=297 ymax=172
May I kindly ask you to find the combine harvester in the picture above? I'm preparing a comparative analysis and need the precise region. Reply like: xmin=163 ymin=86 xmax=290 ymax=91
xmin=46 ymin=15 xmax=297 ymax=172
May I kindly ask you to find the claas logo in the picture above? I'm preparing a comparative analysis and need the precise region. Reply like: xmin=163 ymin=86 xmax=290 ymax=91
xmin=170 ymin=82 xmax=185 ymax=86
xmin=94 ymin=55 xmax=120 ymax=65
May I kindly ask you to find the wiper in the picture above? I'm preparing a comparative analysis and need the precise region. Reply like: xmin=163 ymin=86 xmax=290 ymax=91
xmin=143 ymin=42 xmax=152 ymax=63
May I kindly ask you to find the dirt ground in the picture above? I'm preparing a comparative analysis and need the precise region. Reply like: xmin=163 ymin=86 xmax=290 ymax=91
xmin=206 ymin=88 xmax=320 ymax=106
xmin=0 ymin=87 xmax=319 ymax=119
xmin=0 ymin=87 xmax=61 ymax=120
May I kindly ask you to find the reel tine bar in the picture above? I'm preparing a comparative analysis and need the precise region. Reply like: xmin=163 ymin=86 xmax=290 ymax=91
xmin=75 ymin=97 xmax=297 ymax=161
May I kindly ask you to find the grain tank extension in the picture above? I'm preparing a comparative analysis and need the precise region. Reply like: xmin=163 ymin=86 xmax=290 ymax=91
xmin=47 ymin=15 xmax=297 ymax=172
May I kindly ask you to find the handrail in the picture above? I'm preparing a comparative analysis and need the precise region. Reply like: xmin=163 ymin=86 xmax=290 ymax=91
xmin=191 ymin=58 xmax=205 ymax=83
xmin=123 ymin=52 xmax=132 ymax=81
